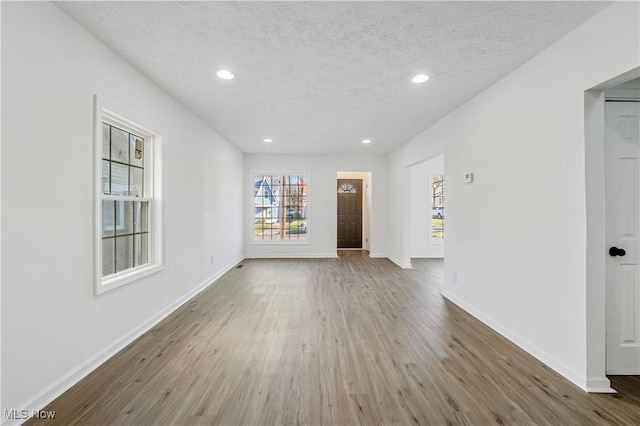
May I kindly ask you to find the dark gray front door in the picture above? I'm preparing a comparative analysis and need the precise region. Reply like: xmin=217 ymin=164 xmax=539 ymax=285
xmin=337 ymin=179 xmax=362 ymax=248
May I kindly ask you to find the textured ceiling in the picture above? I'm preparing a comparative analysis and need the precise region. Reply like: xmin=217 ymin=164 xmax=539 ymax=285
xmin=56 ymin=1 xmax=611 ymax=154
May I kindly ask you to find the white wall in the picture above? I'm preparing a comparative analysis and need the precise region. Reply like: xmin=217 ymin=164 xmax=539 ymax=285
xmin=410 ymin=155 xmax=445 ymax=258
xmin=388 ymin=1 xmax=640 ymax=391
xmin=244 ymin=154 xmax=388 ymax=258
xmin=1 ymin=1 xmax=244 ymax=417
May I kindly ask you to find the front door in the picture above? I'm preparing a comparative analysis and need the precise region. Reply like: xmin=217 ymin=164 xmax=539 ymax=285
xmin=605 ymin=100 xmax=640 ymax=374
xmin=337 ymin=179 xmax=362 ymax=248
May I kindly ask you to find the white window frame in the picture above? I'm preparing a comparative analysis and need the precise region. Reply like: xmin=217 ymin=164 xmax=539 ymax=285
xmin=93 ymin=95 xmax=164 ymax=295
xmin=250 ymin=171 xmax=310 ymax=245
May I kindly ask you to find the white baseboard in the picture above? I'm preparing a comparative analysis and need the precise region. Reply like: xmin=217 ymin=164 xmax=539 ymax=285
xmin=388 ymin=255 xmax=412 ymax=269
xmin=243 ymin=253 xmax=338 ymax=259
xmin=4 ymin=257 xmax=243 ymax=426
xmin=441 ymin=290 xmax=594 ymax=393
xmin=368 ymin=252 xmax=387 ymax=258
xmin=586 ymin=376 xmax=616 ymax=393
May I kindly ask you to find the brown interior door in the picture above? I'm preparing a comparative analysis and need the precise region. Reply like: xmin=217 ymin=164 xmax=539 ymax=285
xmin=337 ymin=179 xmax=362 ymax=248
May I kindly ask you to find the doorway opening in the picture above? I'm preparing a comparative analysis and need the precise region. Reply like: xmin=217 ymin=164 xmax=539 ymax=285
xmin=409 ymin=155 xmax=445 ymax=259
xmin=585 ymin=68 xmax=640 ymax=393
xmin=337 ymin=171 xmax=371 ymax=250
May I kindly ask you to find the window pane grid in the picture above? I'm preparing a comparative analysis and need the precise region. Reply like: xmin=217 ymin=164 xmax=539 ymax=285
xmin=106 ymin=159 xmax=144 ymax=168
xmin=253 ymin=173 xmax=307 ymax=242
xmin=101 ymin=123 xmax=144 ymax=197
xmin=102 ymin=232 xmax=148 ymax=240
xmin=101 ymin=121 xmax=149 ymax=278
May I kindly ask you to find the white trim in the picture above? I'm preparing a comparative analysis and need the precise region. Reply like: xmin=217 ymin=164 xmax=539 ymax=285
xmin=368 ymin=252 xmax=387 ymax=258
xmin=5 ymin=257 xmax=243 ymax=426
xmin=94 ymin=95 xmax=164 ymax=295
xmin=388 ymin=256 xmax=413 ymax=269
xmin=243 ymin=253 xmax=338 ymax=259
xmin=586 ymin=377 xmax=616 ymax=394
xmin=100 ymin=263 xmax=164 ymax=293
xmin=442 ymin=290 xmax=596 ymax=393
xmin=102 ymin=194 xmax=152 ymax=202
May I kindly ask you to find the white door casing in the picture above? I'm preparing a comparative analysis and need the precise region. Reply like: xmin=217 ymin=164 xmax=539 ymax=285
xmin=605 ymin=101 xmax=640 ymax=374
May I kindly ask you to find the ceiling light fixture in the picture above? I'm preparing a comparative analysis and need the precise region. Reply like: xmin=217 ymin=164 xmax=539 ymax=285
xmin=216 ymin=70 xmax=234 ymax=80
xmin=411 ymin=74 xmax=429 ymax=83
xmin=362 ymin=139 xmax=371 ymax=144
xmin=264 ymin=138 xmax=272 ymax=143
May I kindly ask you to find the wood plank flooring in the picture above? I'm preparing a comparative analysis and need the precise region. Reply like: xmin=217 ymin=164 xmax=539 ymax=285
xmin=28 ymin=251 xmax=640 ymax=425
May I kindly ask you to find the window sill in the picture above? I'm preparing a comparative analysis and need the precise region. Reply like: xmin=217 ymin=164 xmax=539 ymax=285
xmin=96 ymin=263 xmax=164 ymax=295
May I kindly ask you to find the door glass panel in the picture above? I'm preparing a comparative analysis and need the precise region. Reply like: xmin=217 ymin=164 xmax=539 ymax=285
xmin=338 ymin=183 xmax=356 ymax=193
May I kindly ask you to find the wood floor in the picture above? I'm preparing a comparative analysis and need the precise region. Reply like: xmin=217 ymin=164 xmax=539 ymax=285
xmin=29 ymin=251 xmax=639 ymax=425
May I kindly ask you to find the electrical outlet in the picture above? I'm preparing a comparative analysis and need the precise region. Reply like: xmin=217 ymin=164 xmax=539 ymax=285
xmin=452 ymin=271 xmax=457 ymax=282
xmin=465 ymin=172 xmax=473 ymax=183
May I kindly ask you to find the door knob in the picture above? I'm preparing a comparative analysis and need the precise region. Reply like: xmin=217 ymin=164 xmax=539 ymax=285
xmin=609 ymin=247 xmax=626 ymax=257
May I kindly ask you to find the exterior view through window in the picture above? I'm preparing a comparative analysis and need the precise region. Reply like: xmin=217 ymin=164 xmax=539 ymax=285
xmin=101 ymin=123 xmax=150 ymax=276
xmin=431 ymin=173 xmax=444 ymax=241
xmin=253 ymin=174 xmax=308 ymax=241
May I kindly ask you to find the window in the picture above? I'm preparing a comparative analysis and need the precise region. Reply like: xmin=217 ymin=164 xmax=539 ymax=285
xmin=253 ymin=173 xmax=308 ymax=242
xmin=431 ymin=173 xmax=444 ymax=242
xmin=94 ymin=97 xmax=163 ymax=294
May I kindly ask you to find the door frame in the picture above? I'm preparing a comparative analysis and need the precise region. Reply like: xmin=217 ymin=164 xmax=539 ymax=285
xmin=337 ymin=171 xmax=371 ymax=250
xmin=585 ymin=67 xmax=640 ymax=393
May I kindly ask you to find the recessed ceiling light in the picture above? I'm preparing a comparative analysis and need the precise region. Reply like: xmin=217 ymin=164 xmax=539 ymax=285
xmin=362 ymin=139 xmax=371 ymax=144
xmin=216 ymin=70 xmax=234 ymax=80
xmin=264 ymin=138 xmax=272 ymax=143
xmin=412 ymin=74 xmax=429 ymax=83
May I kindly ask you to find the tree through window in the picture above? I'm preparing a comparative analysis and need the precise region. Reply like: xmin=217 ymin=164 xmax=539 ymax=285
xmin=253 ymin=173 xmax=309 ymax=242
xmin=431 ymin=173 xmax=444 ymax=241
